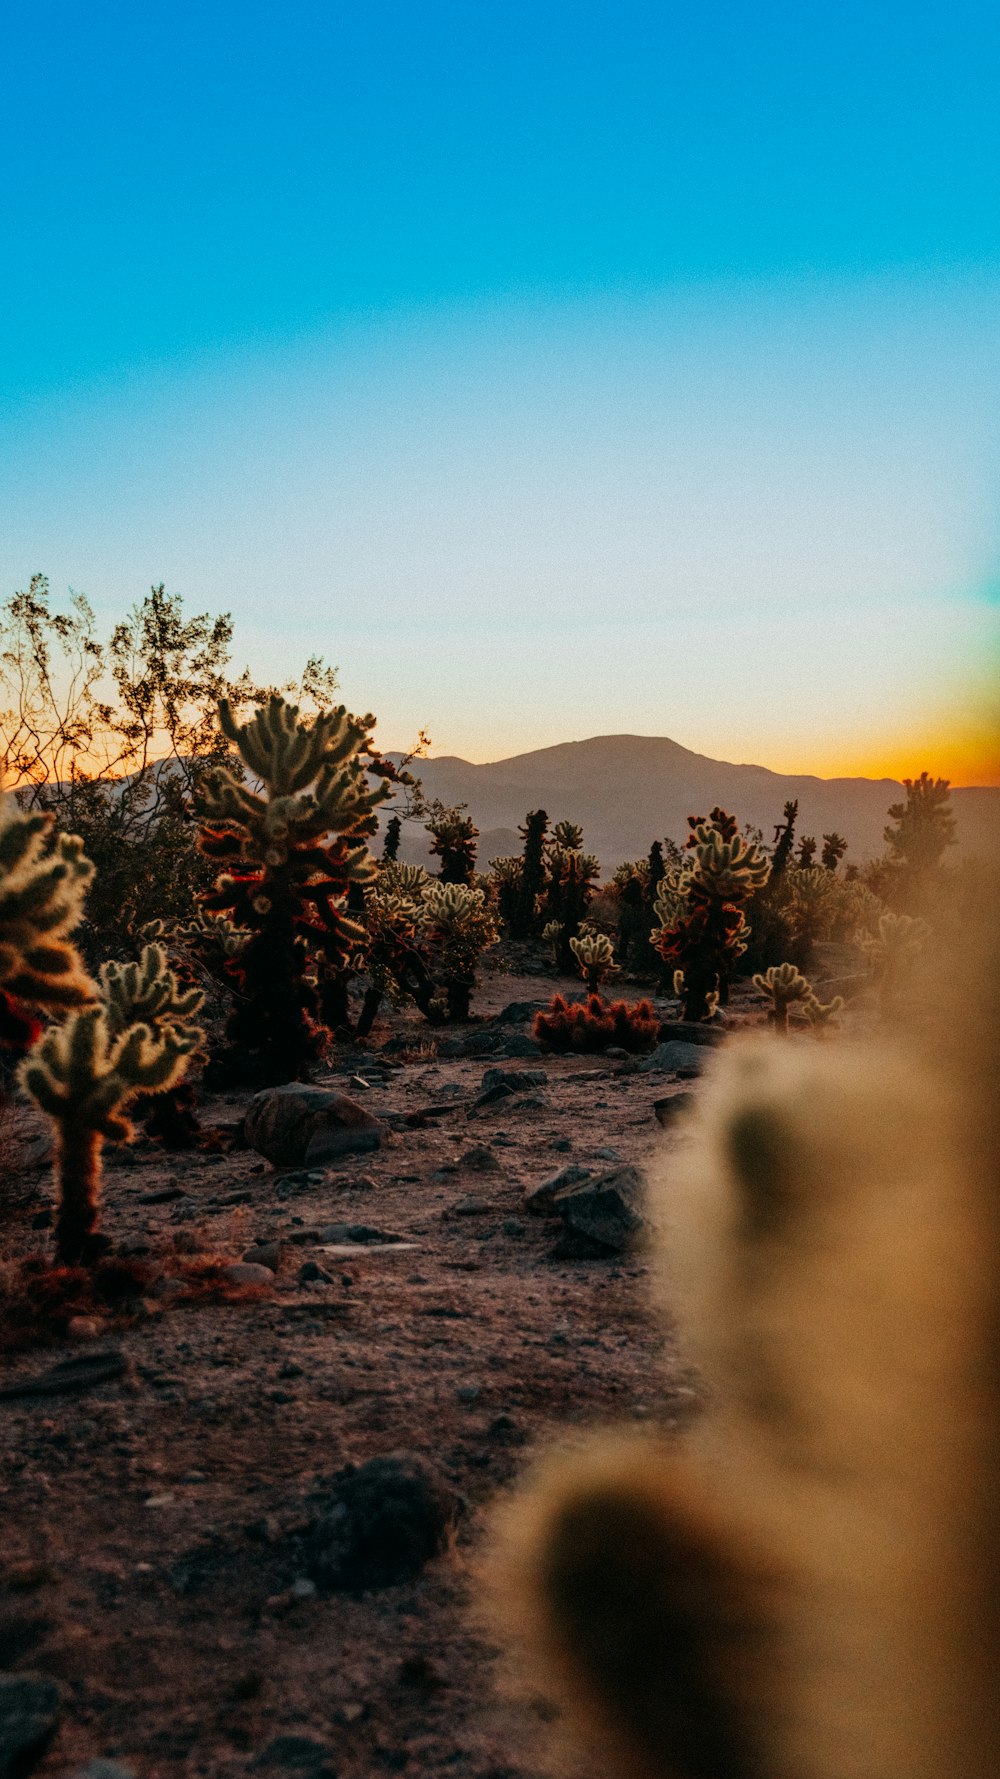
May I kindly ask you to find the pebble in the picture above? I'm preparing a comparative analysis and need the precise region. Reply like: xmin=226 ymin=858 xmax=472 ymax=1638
xmin=225 ymin=1262 xmax=275 ymax=1285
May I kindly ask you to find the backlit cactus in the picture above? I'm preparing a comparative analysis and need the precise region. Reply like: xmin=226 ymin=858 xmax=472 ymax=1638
xmin=857 ymin=911 xmax=931 ymax=1015
xmin=0 ymin=803 xmax=95 ymax=1055
xmin=653 ymin=814 xmax=770 ymax=1019
xmin=569 ymin=929 xmax=617 ymax=995
xmin=21 ymin=1004 xmax=199 ymax=1263
xmin=427 ymin=808 xmax=479 ymax=885
xmin=196 ymin=694 xmax=390 ymax=1081
xmin=752 ymin=961 xmax=813 ymax=1032
xmin=418 ymin=880 xmax=499 ymax=1020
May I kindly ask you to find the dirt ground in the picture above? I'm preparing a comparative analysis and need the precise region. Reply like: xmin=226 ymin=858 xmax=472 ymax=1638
xmin=0 ymin=966 xmax=767 ymax=1779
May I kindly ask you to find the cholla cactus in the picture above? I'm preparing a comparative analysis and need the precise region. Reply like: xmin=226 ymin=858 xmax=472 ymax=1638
xmin=654 ymin=815 xmax=770 ymax=1019
xmin=21 ymin=1005 xmax=199 ymax=1263
xmin=0 ymin=804 xmax=95 ymax=1054
xmin=98 ymin=943 xmax=204 ymax=1039
xmin=857 ymin=911 xmax=931 ymax=1015
xmin=753 ymin=961 xmax=814 ymax=1032
xmin=359 ymin=883 xmax=438 ymax=1030
xmin=552 ymin=820 xmax=584 ymax=851
xmin=380 ymin=860 xmax=430 ymax=899
xmin=196 ymin=694 xmax=391 ymax=1081
xmin=496 ymin=918 xmax=999 ymax=1779
xmin=541 ymin=917 xmax=563 ymax=966
xmin=427 ymin=808 xmax=479 ymax=885
xmin=569 ymin=929 xmax=617 ymax=996
xmin=419 ymin=881 xmax=499 ymax=1020
xmin=542 ymin=843 xmax=601 ymax=970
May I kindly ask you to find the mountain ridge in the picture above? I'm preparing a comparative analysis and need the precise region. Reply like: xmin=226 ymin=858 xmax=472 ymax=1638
xmin=387 ymin=732 xmax=999 ymax=869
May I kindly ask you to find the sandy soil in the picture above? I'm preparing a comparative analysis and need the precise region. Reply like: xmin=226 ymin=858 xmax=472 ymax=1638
xmin=0 ymin=966 xmax=758 ymax=1779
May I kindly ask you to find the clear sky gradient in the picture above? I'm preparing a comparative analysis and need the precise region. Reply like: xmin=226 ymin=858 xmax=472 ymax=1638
xmin=3 ymin=2 xmax=998 ymax=780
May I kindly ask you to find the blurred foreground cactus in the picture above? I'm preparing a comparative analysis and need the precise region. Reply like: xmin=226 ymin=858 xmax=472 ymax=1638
xmin=495 ymin=914 xmax=1000 ymax=1779
xmin=857 ymin=911 xmax=931 ymax=1015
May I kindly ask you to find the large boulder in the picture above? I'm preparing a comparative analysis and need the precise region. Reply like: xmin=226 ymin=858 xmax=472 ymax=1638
xmin=552 ymin=1163 xmax=646 ymax=1255
xmin=244 ymin=1086 xmax=384 ymax=1167
xmin=638 ymin=1041 xmax=710 ymax=1076
xmin=306 ymin=1454 xmax=459 ymax=1592
xmin=524 ymin=1163 xmax=593 ymax=1215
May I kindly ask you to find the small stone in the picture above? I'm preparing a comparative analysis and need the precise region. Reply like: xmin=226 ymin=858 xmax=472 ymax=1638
xmin=298 ymin=1261 xmax=333 ymax=1285
xmin=0 ymin=1672 xmax=60 ymax=1773
xmin=140 ymin=1185 xmax=187 ymax=1204
xmin=225 ymin=1262 xmax=274 ymax=1286
xmin=639 ymin=1041 xmax=710 ymax=1075
xmin=253 ymin=1733 xmax=332 ymax=1769
xmin=552 ymin=1163 xmax=646 ymax=1255
xmin=524 ymin=1164 xmax=592 ymax=1215
xmin=66 ymin=1317 xmax=105 ymax=1341
xmin=593 ymin=1145 xmax=622 ymax=1161
xmin=456 ymin=1383 xmax=481 ymax=1402
xmin=549 ymin=1136 xmax=572 ymax=1152
xmin=653 ymin=1091 xmax=695 ymax=1126
xmin=502 ymin=1218 xmax=526 ymax=1239
xmin=289 ymin=1577 xmax=317 ymax=1600
xmin=481 ymin=1067 xmax=546 ymax=1093
xmin=242 ymin=1241 xmax=282 ymax=1271
xmin=459 ymin=1144 xmax=501 ymax=1171
xmin=449 ymin=1196 xmax=494 ymax=1217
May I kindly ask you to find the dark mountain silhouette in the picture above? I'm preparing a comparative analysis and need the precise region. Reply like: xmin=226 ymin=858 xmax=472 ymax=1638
xmin=386 ymin=734 xmax=999 ymax=869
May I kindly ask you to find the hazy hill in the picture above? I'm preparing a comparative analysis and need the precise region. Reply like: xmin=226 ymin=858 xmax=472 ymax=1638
xmin=388 ymin=734 xmax=1000 ymax=869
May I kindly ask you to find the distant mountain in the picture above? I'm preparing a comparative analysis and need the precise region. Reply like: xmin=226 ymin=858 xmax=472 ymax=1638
xmin=386 ymin=734 xmax=1000 ymax=870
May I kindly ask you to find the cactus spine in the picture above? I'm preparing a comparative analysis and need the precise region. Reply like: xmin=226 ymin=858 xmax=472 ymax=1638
xmin=0 ymin=803 xmax=95 ymax=1054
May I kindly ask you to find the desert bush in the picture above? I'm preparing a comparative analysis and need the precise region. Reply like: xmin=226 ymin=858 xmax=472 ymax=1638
xmin=533 ymin=992 xmax=659 ymax=1054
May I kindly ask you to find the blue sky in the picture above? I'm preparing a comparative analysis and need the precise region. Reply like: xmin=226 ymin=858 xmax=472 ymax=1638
xmin=2 ymin=2 xmax=998 ymax=776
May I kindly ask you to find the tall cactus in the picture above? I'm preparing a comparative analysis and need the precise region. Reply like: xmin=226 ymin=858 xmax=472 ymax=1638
xmin=196 ymin=694 xmax=391 ymax=1082
xmin=21 ymin=1005 xmax=199 ymax=1263
xmin=654 ymin=815 xmax=771 ymax=1019
xmin=418 ymin=881 xmax=498 ymax=1020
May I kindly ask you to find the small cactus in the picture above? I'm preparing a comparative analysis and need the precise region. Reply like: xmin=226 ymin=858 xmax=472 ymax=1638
xmin=541 ymin=918 xmax=563 ymax=966
xmin=21 ymin=1005 xmax=200 ymax=1264
xmin=569 ymin=929 xmax=617 ymax=995
xmin=752 ymin=961 xmax=813 ymax=1032
xmin=856 ymin=912 xmax=931 ymax=1015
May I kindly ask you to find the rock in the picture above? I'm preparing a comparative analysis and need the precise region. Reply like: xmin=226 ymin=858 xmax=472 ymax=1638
xmin=593 ymin=1145 xmax=622 ymax=1161
xmin=549 ymin=1136 xmax=572 ymax=1152
xmin=225 ymin=1262 xmax=275 ymax=1286
xmin=449 ymin=1196 xmax=495 ymax=1217
xmin=0 ymin=1671 xmax=60 ymax=1774
xmin=298 ymin=1261 xmax=333 ymax=1284
xmin=244 ymin=1086 xmax=383 ymax=1167
xmin=139 ymin=1185 xmax=187 ymax=1204
xmin=638 ymin=1041 xmax=710 ymax=1076
xmin=653 ymin=1092 xmax=695 ymax=1126
xmin=497 ymin=1034 xmax=544 ymax=1058
xmin=481 ymin=1067 xmax=546 ymax=1093
xmin=316 ymin=1223 xmax=404 ymax=1245
xmin=507 ymin=1092 xmax=549 ymax=1111
xmin=553 ymin=1163 xmax=646 ymax=1255
xmin=243 ymin=1242 xmax=283 ymax=1270
xmin=66 ymin=1317 xmax=105 ymax=1341
xmin=524 ymin=1164 xmax=593 ymax=1216
xmin=604 ymin=1045 xmax=629 ymax=1059
xmin=459 ymin=1144 xmax=501 ymax=1171
xmin=306 ymin=1454 xmax=459 ymax=1591
xmin=654 ymin=1020 xmax=725 ymax=1045
xmin=495 ymin=999 xmax=548 ymax=1024
xmin=502 ymin=1218 xmax=526 ymax=1238
xmin=19 ymin=1131 xmax=53 ymax=1170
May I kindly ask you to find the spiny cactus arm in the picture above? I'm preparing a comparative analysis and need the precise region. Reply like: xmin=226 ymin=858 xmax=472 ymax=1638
xmin=99 ymin=944 xmax=205 ymax=1034
xmin=197 ymin=766 xmax=266 ymax=830
xmin=312 ymin=763 xmax=393 ymax=833
xmin=0 ymin=809 xmax=52 ymax=873
xmin=112 ymin=1020 xmax=200 ymax=1092
xmin=803 ymin=992 xmax=844 ymax=1028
